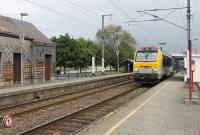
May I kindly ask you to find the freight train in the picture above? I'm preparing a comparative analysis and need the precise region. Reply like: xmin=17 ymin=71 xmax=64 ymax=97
xmin=133 ymin=46 xmax=173 ymax=84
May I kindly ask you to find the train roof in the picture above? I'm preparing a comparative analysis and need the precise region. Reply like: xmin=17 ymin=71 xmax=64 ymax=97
xmin=139 ymin=46 xmax=159 ymax=51
xmin=137 ymin=46 xmax=172 ymax=58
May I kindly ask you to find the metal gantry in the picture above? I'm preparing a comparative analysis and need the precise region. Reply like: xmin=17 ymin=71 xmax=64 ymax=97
xmin=126 ymin=3 xmax=193 ymax=100
xmin=101 ymin=14 xmax=112 ymax=75
xmin=187 ymin=0 xmax=192 ymax=100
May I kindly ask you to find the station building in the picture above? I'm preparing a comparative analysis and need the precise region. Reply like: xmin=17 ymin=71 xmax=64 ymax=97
xmin=172 ymin=52 xmax=200 ymax=83
xmin=183 ymin=51 xmax=200 ymax=83
xmin=121 ymin=59 xmax=133 ymax=72
xmin=0 ymin=15 xmax=56 ymax=87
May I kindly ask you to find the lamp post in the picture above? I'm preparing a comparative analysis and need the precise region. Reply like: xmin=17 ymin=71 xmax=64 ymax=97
xmin=20 ymin=12 xmax=28 ymax=86
xmin=20 ymin=13 xmax=28 ymax=41
xmin=20 ymin=13 xmax=28 ymax=21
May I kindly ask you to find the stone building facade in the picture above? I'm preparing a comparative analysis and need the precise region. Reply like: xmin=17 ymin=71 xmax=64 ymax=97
xmin=0 ymin=15 xmax=56 ymax=87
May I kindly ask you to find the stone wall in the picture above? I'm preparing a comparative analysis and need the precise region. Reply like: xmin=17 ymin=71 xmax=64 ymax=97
xmin=33 ymin=44 xmax=56 ymax=83
xmin=0 ymin=35 xmax=56 ymax=87
xmin=0 ymin=36 xmax=32 ymax=86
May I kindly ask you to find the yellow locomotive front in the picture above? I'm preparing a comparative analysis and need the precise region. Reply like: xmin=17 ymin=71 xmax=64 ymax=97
xmin=133 ymin=47 xmax=162 ymax=84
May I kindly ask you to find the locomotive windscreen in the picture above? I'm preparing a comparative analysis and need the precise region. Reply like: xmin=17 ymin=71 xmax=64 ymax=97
xmin=135 ymin=51 xmax=157 ymax=62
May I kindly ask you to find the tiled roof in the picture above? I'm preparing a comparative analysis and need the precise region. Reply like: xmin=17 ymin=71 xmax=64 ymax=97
xmin=0 ymin=15 xmax=53 ymax=44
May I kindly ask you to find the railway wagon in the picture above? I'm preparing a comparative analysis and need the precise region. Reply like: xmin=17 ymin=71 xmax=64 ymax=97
xmin=133 ymin=46 xmax=173 ymax=84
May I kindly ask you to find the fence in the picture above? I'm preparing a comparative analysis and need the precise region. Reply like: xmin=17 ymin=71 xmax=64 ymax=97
xmin=54 ymin=70 xmax=117 ymax=80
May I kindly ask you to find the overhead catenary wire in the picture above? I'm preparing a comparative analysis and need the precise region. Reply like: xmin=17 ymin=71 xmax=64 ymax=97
xmin=25 ymin=0 xmax=98 ymax=29
xmin=175 ymin=0 xmax=187 ymax=28
xmin=125 ymin=10 xmax=177 ymax=23
xmin=125 ymin=0 xmax=148 ymax=22
xmin=106 ymin=1 xmax=145 ymax=29
xmin=107 ymin=0 xmax=132 ymax=19
xmin=56 ymin=0 xmax=90 ymax=16
xmin=37 ymin=25 xmax=67 ymax=34
xmin=126 ymin=0 xmax=171 ymax=40
xmin=126 ymin=0 xmax=139 ymax=12
xmin=63 ymin=0 xmax=100 ymax=17
xmin=124 ymin=0 xmax=165 ymax=40
xmin=137 ymin=10 xmax=187 ymax=30
xmin=131 ymin=6 xmax=188 ymax=49
xmin=142 ymin=7 xmax=187 ymax=12
xmin=162 ymin=9 xmax=177 ymax=19
xmin=107 ymin=0 xmax=145 ymax=24
xmin=125 ymin=0 xmax=165 ymax=43
xmin=191 ymin=0 xmax=197 ymax=38
xmin=107 ymin=0 xmax=159 ymax=42
xmin=0 ymin=12 xmax=72 ymax=36
xmin=137 ymin=5 xmax=188 ymax=31
xmin=125 ymin=19 xmax=161 ymax=23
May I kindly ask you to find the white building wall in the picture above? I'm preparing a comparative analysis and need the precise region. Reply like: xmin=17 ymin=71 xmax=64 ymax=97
xmin=184 ymin=51 xmax=200 ymax=82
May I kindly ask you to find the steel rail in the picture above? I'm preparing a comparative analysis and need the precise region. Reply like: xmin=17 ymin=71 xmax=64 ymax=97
xmin=19 ymin=85 xmax=144 ymax=135
xmin=0 ymin=80 xmax=135 ymax=118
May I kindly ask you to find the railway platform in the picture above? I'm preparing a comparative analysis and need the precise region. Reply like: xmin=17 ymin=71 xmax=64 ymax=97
xmin=0 ymin=73 xmax=131 ymax=96
xmin=0 ymin=73 xmax=132 ymax=107
xmin=78 ymin=73 xmax=200 ymax=135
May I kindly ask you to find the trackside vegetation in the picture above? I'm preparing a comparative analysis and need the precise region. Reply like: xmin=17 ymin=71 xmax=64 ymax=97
xmin=51 ymin=25 xmax=136 ymax=74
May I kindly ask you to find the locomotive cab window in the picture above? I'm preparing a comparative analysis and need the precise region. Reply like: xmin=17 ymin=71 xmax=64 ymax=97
xmin=135 ymin=51 xmax=157 ymax=62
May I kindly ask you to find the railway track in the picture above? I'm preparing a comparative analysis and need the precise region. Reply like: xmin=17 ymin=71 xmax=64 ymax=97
xmin=0 ymin=79 xmax=136 ymax=118
xmin=19 ymin=86 xmax=150 ymax=135
xmin=0 ymin=79 xmax=127 ymax=109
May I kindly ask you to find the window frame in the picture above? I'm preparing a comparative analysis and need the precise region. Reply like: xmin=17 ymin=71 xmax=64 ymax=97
xmin=135 ymin=51 xmax=158 ymax=62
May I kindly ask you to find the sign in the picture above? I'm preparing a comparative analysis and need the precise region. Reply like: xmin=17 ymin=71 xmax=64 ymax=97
xmin=2 ymin=115 xmax=13 ymax=128
xmin=192 ymin=60 xmax=195 ymax=64
xmin=192 ymin=60 xmax=195 ymax=72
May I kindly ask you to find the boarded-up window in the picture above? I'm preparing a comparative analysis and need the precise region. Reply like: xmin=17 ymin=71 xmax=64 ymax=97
xmin=24 ymin=60 xmax=32 ymax=80
xmin=3 ymin=62 xmax=12 ymax=81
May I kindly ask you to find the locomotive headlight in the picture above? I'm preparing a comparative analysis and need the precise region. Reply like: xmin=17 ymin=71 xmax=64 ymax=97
xmin=134 ymin=68 xmax=138 ymax=72
xmin=153 ymin=69 xmax=157 ymax=72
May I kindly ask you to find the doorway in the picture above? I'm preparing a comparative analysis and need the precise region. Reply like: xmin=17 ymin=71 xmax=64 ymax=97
xmin=13 ymin=53 xmax=21 ymax=83
xmin=45 ymin=55 xmax=51 ymax=81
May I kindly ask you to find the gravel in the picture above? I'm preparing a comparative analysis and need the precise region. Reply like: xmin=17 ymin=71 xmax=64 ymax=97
xmin=0 ymin=82 xmax=137 ymax=135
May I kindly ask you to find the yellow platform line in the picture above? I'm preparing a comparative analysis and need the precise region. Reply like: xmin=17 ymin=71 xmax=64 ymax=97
xmin=104 ymin=82 xmax=169 ymax=135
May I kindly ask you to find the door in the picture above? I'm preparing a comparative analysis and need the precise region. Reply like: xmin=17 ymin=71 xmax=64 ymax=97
xmin=13 ymin=53 xmax=21 ymax=83
xmin=45 ymin=55 xmax=51 ymax=81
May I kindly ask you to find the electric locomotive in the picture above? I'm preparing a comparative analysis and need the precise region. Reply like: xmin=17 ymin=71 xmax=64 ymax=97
xmin=133 ymin=46 xmax=173 ymax=84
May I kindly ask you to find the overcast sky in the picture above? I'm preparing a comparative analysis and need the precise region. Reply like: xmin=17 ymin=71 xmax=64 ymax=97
xmin=0 ymin=0 xmax=199 ymax=53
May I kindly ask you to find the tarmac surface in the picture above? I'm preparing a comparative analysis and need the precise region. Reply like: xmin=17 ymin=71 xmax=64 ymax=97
xmin=77 ymin=73 xmax=200 ymax=135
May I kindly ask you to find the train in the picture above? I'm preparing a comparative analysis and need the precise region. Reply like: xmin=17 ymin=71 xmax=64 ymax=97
xmin=133 ymin=46 xmax=174 ymax=84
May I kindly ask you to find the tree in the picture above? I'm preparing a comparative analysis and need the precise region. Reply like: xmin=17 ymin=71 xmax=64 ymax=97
xmin=96 ymin=25 xmax=136 ymax=70
xmin=51 ymin=34 xmax=99 ymax=73
xmin=75 ymin=38 xmax=98 ymax=73
xmin=51 ymin=34 xmax=77 ymax=73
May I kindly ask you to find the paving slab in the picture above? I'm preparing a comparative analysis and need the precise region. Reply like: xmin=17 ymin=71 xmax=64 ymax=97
xmin=77 ymin=73 xmax=200 ymax=135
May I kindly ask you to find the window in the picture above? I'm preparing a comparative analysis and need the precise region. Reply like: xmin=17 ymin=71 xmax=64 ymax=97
xmin=135 ymin=51 xmax=157 ymax=62
xmin=162 ymin=55 xmax=172 ymax=66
